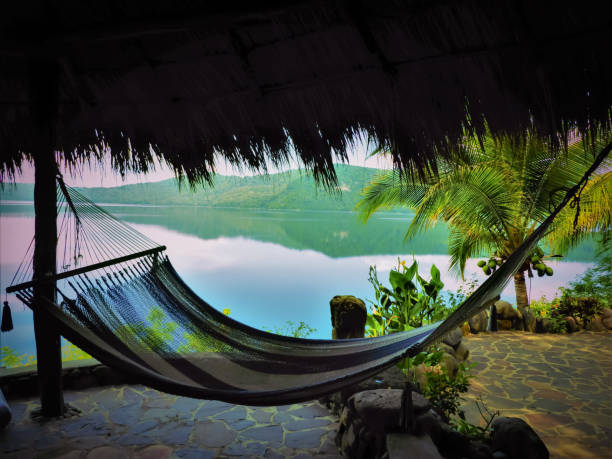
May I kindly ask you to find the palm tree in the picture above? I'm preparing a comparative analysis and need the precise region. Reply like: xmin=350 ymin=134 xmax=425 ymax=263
xmin=357 ymin=132 xmax=612 ymax=311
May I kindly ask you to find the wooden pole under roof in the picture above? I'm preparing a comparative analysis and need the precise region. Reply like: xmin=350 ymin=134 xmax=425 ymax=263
xmin=30 ymin=57 xmax=65 ymax=417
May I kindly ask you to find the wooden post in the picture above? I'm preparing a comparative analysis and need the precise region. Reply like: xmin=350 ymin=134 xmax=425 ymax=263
xmin=30 ymin=57 xmax=65 ymax=417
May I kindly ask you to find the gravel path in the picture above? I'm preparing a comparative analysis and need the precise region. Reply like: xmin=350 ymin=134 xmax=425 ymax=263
xmin=462 ymin=330 xmax=611 ymax=459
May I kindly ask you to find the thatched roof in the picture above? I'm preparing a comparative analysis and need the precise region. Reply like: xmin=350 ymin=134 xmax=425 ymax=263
xmin=1 ymin=0 xmax=610 ymax=185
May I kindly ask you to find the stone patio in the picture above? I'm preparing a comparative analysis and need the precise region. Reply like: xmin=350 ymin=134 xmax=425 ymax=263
xmin=0 ymin=385 xmax=340 ymax=458
xmin=1 ymin=330 xmax=610 ymax=458
xmin=462 ymin=330 xmax=611 ymax=459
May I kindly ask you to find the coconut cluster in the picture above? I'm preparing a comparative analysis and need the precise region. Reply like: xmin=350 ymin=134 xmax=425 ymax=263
xmin=477 ymin=247 xmax=555 ymax=277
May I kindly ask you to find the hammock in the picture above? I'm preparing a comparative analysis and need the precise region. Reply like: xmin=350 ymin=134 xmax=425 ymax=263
xmin=3 ymin=158 xmax=597 ymax=405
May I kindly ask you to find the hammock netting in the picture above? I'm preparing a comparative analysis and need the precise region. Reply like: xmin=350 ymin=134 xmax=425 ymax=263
xmin=5 ymin=167 xmax=589 ymax=404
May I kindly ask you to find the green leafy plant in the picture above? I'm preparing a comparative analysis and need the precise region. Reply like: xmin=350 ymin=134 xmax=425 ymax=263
xmin=446 ymin=275 xmax=479 ymax=312
xmin=264 ymin=320 xmax=317 ymax=338
xmin=366 ymin=258 xmax=448 ymax=337
xmin=400 ymin=348 xmax=475 ymax=420
xmin=557 ymin=292 xmax=603 ymax=326
xmin=0 ymin=346 xmax=34 ymax=367
xmin=529 ymin=296 xmax=567 ymax=333
xmin=451 ymin=397 xmax=500 ymax=441
xmin=61 ymin=343 xmax=92 ymax=361
xmin=1 ymin=342 xmax=92 ymax=368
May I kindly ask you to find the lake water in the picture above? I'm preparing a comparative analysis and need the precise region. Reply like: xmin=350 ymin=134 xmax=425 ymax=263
xmin=0 ymin=201 xmax=594 ymax=361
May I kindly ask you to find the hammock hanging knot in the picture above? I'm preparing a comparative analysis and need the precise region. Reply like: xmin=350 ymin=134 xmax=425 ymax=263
xmin=1 ymin=301 xmax=13 ymax=332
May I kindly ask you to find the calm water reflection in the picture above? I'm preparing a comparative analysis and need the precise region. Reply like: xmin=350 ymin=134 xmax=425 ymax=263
xmin=0 ymin=202 xmax=593 ymax=358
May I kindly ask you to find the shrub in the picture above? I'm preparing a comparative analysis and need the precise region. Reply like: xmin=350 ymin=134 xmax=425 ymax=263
xmin=400 ymin=348 xmax=475 ymax=420
xmin=557 ymin=293 xmax=603 ymax=325
xmin=366 ymin=258 xmax=448 ymax=336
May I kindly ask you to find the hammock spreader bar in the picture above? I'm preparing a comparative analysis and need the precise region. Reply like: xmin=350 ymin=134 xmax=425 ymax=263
xmin=6 ymin=246 xmax=166 ymax=294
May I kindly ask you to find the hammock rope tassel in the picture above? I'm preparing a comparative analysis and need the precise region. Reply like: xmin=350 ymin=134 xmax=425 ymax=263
xmin=1 ymin=301 xmax=13 ymax=332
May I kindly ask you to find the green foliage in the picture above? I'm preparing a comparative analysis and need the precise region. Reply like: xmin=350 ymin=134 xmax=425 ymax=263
xmin=400 ymin=348 xmax=475 ymax=420
xmin=529 ymin=296 xmax=567 ymax=333
xmin=61 ymin=343 xmax=92 ymax=361
xmin=358 ymin=130 xmax=612 ymax=310
xmin=1 ymin=342 xmax=91 ymax=368
xmin=115 ymin=306 xmax=177 ymax=352
xmin=445 ymin=275 xmax=479 ymax=312
xmin=365 ymin=258 xmax=447 ymax=336
xmin=0 ymin=346 xmax=35 ymax=367
xmin=557 ymin=292 xmax=603 ymax=325
xmin=32 ymin=164 xmax=382 ymax=211
xmin=561 ymin=237 xmax=612 ymax=307
xmin=451 ymin=398 xmax=500 ymax=441
xmin=263 ymin=320 xmax=317 ymax=338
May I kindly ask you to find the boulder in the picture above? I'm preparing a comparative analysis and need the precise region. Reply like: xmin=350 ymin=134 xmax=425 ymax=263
xmin=433 ymin=422 xmax=471 ymax=458
xmin=495 ymin=300 xmax=524 ymax=329
xmin=330 ymin=295 xmax=367 ymax=339
xmin=522 ymin=308 xmax=537 ymax=332
xmin=440 ymin=353 xmax=458 ymax=377
xmin=564 ymin=316 xmax=578 ymax=333
xmin=491 ymin=417 xmax=549 ymax=459
xmin=468 ymin=310 xmax=488 ymax=333
xmin=602 ymin=307 xmax=612 ymax=319
xmin=454 ymin=342 xmax=469 ymax=362
xmin=585 ymin=314 xmax=605 ymax=331
xmin=386 ymin=433 xmax=443 ymax=459
xmin=349 ymin=389 xmax=431 ymax=434
xmin=603 ymin=316 xmax=612 ymax=330
xmin=321 ymin=365 xmax=408 ymax=413
xmin=442 ymin=327 xmax=463 ymax=349
xmin=541 ymin=318 xmax=554 ymax=333
xmin=436 ymin=342 xmax=455 ymax=356
xmin=497 ymin=319 xmax=513 ymax=330
xmin=494 ymin=300 xmax=519 ymax=320
xmin=414 ymin=409 xmax=443 ymax=438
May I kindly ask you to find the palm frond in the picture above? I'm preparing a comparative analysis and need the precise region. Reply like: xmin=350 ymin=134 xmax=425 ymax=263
xmin=545 ymin=170 xmax=612 ymax=253
xmin=356 ymin=171 xmax=430 ymax=222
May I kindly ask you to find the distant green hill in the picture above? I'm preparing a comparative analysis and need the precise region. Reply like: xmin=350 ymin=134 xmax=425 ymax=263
xmin=1 ymin=165 xmax=384 ymax=211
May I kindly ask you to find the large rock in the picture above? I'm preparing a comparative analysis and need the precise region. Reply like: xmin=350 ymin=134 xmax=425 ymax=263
xmin=491 ymin=417 xmax=549 ymax=459
xmin=522 ymin=308 xmax=537 ymax=332
xmin=565 ymin=316 xmax=578 ymax=333
xmin=330 ymin=295 xmax=367 ymax=339
xmin=495 ymin=300 xmax=523 ymax=329
xmin=321 ymin=365 xmax=408 ymax=413
xmin=468 ymin=310 xmax=488 ymax=333
xmin=442 ymin=327 xmax=463 ymax=349
xmin=454 ymin=342 xmax=469 ymax=362
xmin=602 ymin=307 xmax=612 ymax=319
xmin=495 ymin=300 xmax=519 ymax=320
xmin=603 ymin=316 xmax=612 ymax=330
xmin=349 ymin=389 xmax=431 ymax=434
xmin=386 ymin=433 xmax=443 ymax=459
xmin=585 ymin=314 xmax=606 ymax=331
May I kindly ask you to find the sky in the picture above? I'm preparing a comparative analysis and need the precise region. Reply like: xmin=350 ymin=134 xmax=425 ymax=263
xmin=12 ymin=139 xmax=393 ymax=188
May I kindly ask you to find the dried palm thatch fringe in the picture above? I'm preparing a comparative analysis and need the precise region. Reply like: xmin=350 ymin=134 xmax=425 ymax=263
xmin=0 ymin=0 xmax=610 ymax=186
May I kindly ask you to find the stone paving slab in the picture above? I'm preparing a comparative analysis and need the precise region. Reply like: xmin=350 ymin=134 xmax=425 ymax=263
xmin=0 ymin=385 xmax=341 ymax=458
xmin=462 ymin=330 xmax=611 ymax=459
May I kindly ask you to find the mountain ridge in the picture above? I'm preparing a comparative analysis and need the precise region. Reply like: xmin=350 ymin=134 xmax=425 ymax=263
xmin=1 ymin=164 xmax=385 ymax=211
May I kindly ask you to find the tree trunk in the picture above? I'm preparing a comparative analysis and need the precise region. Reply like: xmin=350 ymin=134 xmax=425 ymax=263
xmin=513 ymin=271 xmax=529 ymax=311
xmin=31 ymin=58 xmax=65 ymax=417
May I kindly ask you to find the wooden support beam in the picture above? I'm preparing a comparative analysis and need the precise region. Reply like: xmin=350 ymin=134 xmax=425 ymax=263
xmin=30 ymin=57 xmax=65 ymax=417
